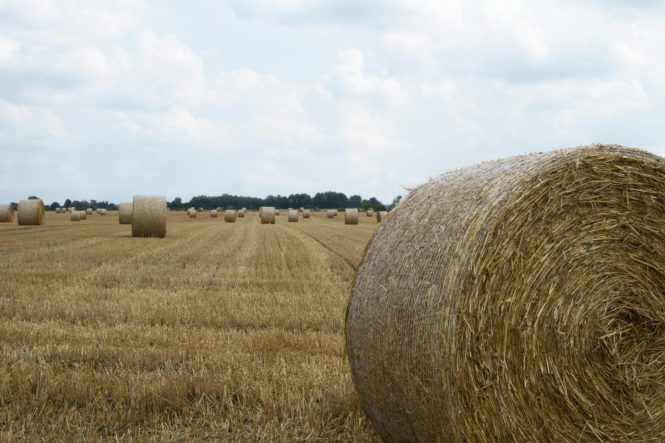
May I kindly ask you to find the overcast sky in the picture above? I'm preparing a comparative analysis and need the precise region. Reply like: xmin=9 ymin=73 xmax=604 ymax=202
xmin=1 ymin=0 xmax=664 ymax=204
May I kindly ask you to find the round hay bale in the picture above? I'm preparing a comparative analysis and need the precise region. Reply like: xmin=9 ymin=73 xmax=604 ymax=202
xmin=79 ymin=210 xmax=87 ymax=220
xmin=187 ymin=208 xmax=197 ymax=219
xmin=70 ymin=211 xmax=81 ymax=222
xmin=237 ymin=209 xmax=245 ymax=218
xmin=275 ymin=209 xmax=280 ymax=216
xmin=131 ymin=195 xmax=166 ymax=238
xmin=224 ymin=210 xmax=237 ymax=222
xmin=260 ymin=207 xmax=275 ymax=224
xmin=376 ymin=210 xmax=388 ymax=222
xmin=366 ymin=209 xmax=374 ymax=217
xmin=303 ymin=209 xmax=310 ymax=219
xmin=210 ymin=209 xmax=218 ymax=218
xmin=68 ymin=207 xmax=74 ymax=213
xmin=86 ymin=208 xmax=93 ymax=215
xmin=344 ymin=208 xmax=358 ymax=225
xmin=118 ymin=203 xmax=133 ymax=224
xmin=17 ymin=199 xmax=45 ymax=225
xmin=54 ymin=207 xmax=60 ymax=214
xmin=0 ymin=204 xmax=15 ymax=222
xmin=327 ymin=209 xmax=337 ymax=218
xmin=288 ymin=209 xmax=298 ymax=222
xmin=99 ymin=209 xmax=107 ymax=216
xmin=345 ymin=145 xmax=665 ymax=442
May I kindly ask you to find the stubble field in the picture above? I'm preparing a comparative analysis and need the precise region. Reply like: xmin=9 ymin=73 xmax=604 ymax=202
xmin=0 ymin=210 xmax=381 ymax=441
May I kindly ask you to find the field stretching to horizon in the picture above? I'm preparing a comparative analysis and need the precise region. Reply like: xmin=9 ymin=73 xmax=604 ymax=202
xmin=0 ymin=210 xmax=381 ymax=441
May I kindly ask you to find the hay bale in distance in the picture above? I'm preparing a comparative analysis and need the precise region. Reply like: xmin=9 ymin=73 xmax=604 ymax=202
xmin=260 ymin=207 xmax=275 ymax=224
xmin=79 ymin=210 xmax=87 ymax=220
xmin=275 ymin=209 xmax=280 ymax=216
xmin=187 ymin=208 xmax=197 ymax=218
xmin=210 ymin=209 xmax=218 ymax=218
xmin=327 ymin=209 xmax=337 ymax=218
xmin=86 ymin=208 xmax=93 ymax=215
xmin=237 ymin=209 xmax=245 ymax=218
xmin=17 ymin=199 xmax=45 ymax=225
xmin=376 ymin=211 xmax=388 ymax=222
xmin=224 ymin=210 xmax=237 ymax=222
xmin=118 ymin=203 xmax=133 ymax=224
xmin=344 ymin=208 xmax=358 ymax=225
xmin=99 ymin=209 xmax=107 ymax=216
xmin=303 ymin=209 xmax=310 ymax=219
xmin=288 ymin=209 xmax=298 ymax=222
xmin=131 ymin=195 xmax=166 ymax=238
xmin=70 ymin=211 xmax=81 ymax=221
xmin=0 ymin=204 xmax=14 ymax=222
xmin=345 ymin=145 xmax=665 ymax=442
xmin=366 ymin=209 xmax=374 ymax=217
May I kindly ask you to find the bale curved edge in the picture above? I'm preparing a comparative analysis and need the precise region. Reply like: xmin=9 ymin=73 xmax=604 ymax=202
xmin=131 ymin=195 xmax=166 ymax=238
xmin=17 ymin=199 xmax=45 ymax=225
xmin=345 ymin=144 xmax=665 ymax=442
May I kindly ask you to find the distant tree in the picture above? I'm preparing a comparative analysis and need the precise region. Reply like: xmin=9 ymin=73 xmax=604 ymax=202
xmin=49 ymin=202 xmax=61 ymax=210
xmin=390 ymin=195 xmax=402 ymax=209
xmin=349 ymin=195 xmax=362 ymax=208
xmin=169 ymin=197 xmax=183 ymax=210
xmin=28 ymin=195 xmax=39 ymax=200
xmin=64 ymin=198 xmax=72 ymax=208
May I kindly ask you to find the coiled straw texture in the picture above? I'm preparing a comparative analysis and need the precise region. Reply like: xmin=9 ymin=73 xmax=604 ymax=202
xmin=327 ymin=209 xmax=337 ymax=218
xmin=224 ymin=210 xmax=237 ymax=222
xmin=0 ymin=204 xmax=14 ymax=222
xmin=288 ymin=209 xmax=298 ymax=222
xmin=346 ymin=145 xmax=665 ymax=443
xmin=17 ymin=199 xmax=45 ymax=225
xmin=131 ymin=195 xmax=166 ymax=238
xmin=118 ymin=203 xmax=133 ymax=224
xmin=260 ymin=207 xmax=275 ymax=224
xmin=345 ymin=208 xmax=358 ymax=225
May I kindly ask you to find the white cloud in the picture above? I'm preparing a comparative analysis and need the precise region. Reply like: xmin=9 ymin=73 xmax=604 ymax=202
xmin=1 ymin=0 xmax=665 ymax=203
xmin=327 ymin=49 xmax=407 ymax=106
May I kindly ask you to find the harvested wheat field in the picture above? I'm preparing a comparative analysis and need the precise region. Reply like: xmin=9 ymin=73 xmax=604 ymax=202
xmin=0 ymin=210 xmax=381 ymax=441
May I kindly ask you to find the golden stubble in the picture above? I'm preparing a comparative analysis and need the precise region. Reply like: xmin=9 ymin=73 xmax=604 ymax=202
xmin=0 ymin=210 xmax=381 ymax=442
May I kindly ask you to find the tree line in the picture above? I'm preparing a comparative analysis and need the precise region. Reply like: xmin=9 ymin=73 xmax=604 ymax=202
xmin=173 ymin=192 xmax=396 ymax=211
xmin=19 ymin=193 xmax=403 ymax=212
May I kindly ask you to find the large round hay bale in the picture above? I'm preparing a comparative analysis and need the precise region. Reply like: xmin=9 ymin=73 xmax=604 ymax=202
xmin=327 ymin=209 xmax=337 ymax=218
xmin=260 ymin=207 xmax=275 ymax=224
xmin=366 ymin=208 xmax=374 ymax=217
xmin=376 ymin=210 xmax=388 ymax=222
xmin=210 ymin=209 xmax=218 ymax=218
xmin=118 ymin=203 xmax=133 ymax=224
xmin=237 ymin=209 xmax=245 ymax=218
xmin=345 ymin=145 xmax=665 ymax=442
xmin=99 ymin=208 xmax=107 ymax=216
xmin=0 ymin=204 xmax=15 ymax=222
xmin=17 ymin=199 xmax=45 ymax=225
xmin=303 ymin=209 xmax=310 ymax=219
xmin=344 ymin=208 xmax=358 ymax=225
xmin=187 ymin=208 xmax=197 ymax=218
xmin=79 ymin=210 xmax=87 ymax=220
xmin=131 ymin=195 xmax=166 ymax=238
xmin=224 ymin=210 xmax=237 ymax=222
xmin=86 ymin=208 xmax=93 ymax=215
xmin=288 ymin=209 xmax=298 ymax=222
xmin=275 ymin=209 xmax=280 ymax=216
xmin=70 ymin=211 xmax=81 ymax=221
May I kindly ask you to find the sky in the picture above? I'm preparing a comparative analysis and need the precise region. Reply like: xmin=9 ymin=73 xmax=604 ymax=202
xmin=1 ymin=0 xmax=664 ymax=204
